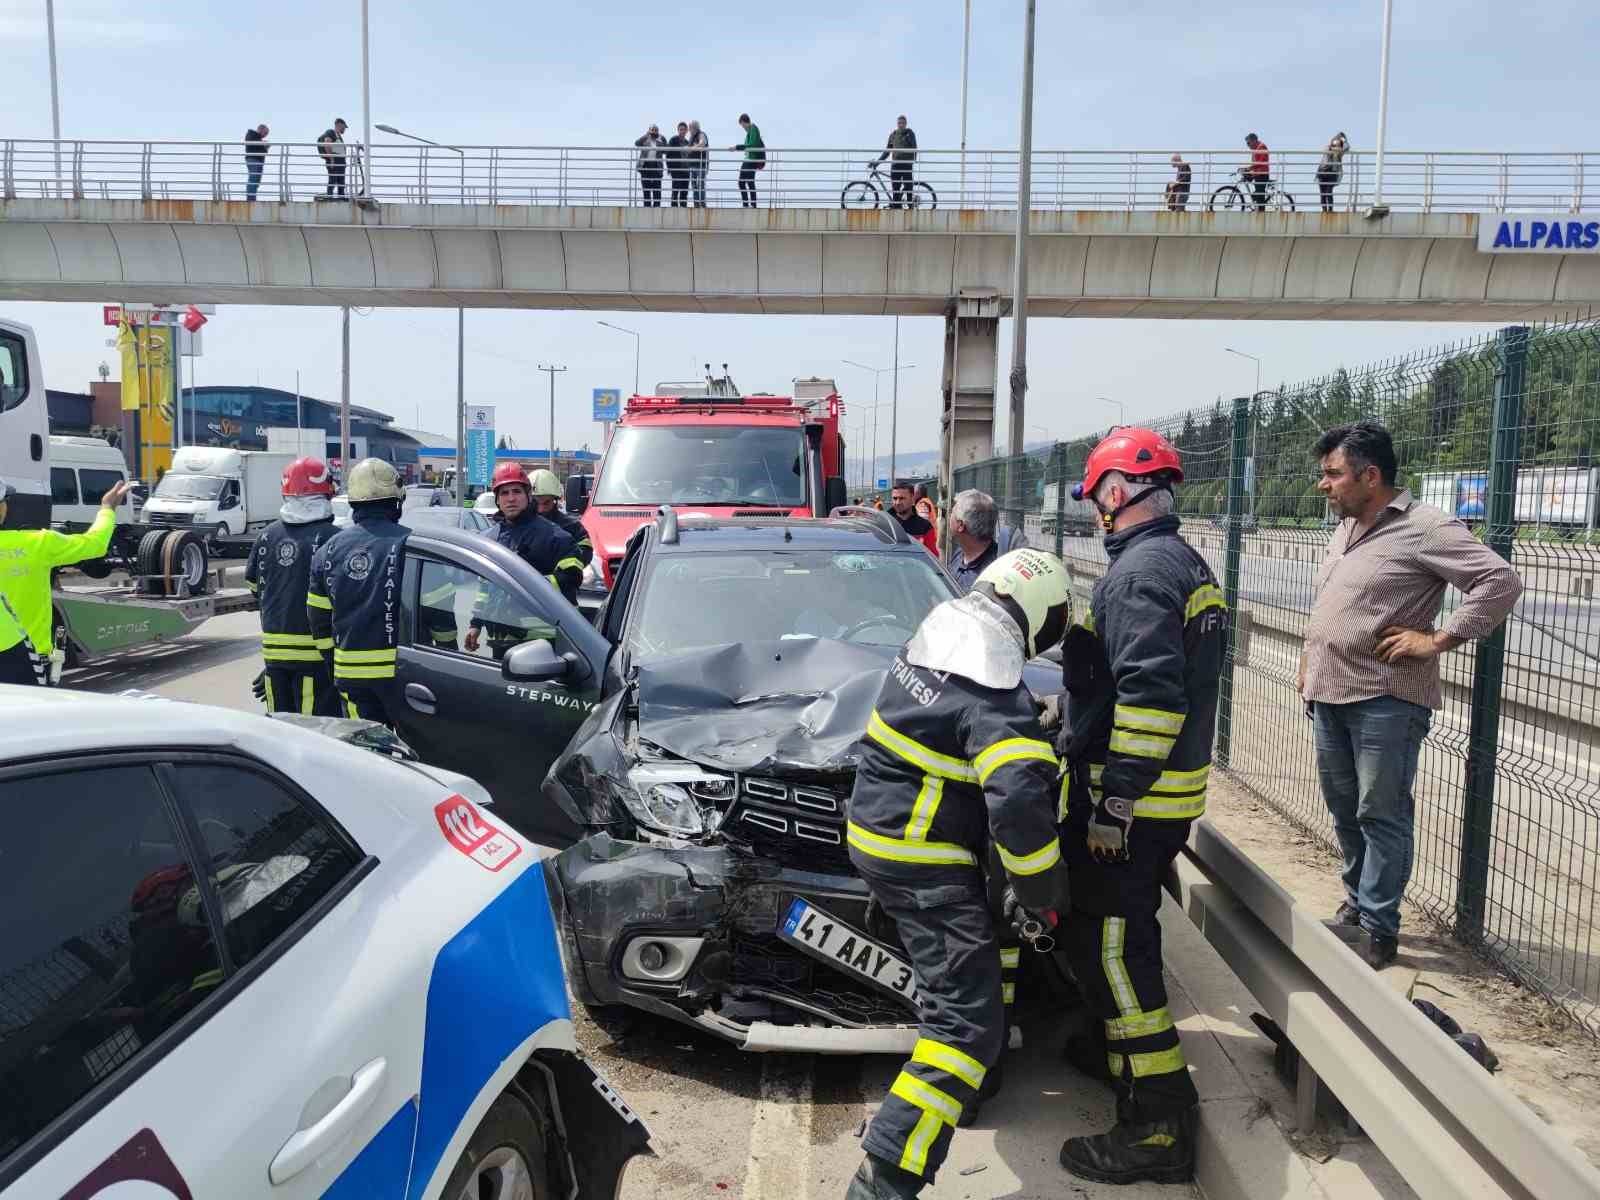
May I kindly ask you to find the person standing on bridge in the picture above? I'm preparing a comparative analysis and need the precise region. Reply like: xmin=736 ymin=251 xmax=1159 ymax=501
xmin=635 ymin=124 xmax=666 ymax=207
xmin=1301 ymin=421 xmax=1522 ymax=969
xmin=1050 ymin=428 xmax=1222 ymax=1186
xmin=731 ymin=114 xmax=764 ymax=208
xmin=318 ymin=118 xmax=348 ymax=199
xmin=244 ymin=124 xmax=269 ymax=201
xmin=0 ymin=475 xmax=128 ymax=687
xmin=1317 ymin=131 xmax=1350 ymax=213
xmin=687 ymin=120 xmax=710 ymax=208
xmin=666 ymin=122 xmax=691 ymax=209
xmin=877 ymin=115 xmax=918 ymax=208
xmin=1244 ymin=132 xmax=1269 ymax=211
xmin=1164 ymin=153 xmax=1191 ymax=211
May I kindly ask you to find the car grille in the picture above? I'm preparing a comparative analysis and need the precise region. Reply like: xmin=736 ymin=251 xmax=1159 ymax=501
xmin=599 ymin=509 xmax=653 ymax=518
xmin=730 ymin=934 xmax=910 ymax=1026
xmin=725 ymin=776 xmax=851 ymax=872
xmin=146 ymin=512 xmax=193 ymax=527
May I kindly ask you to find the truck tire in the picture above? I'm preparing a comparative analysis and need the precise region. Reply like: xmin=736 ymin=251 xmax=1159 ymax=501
xmin=162 ymin=531 xmax=211 ymax=596
xmin=135 ymin=530 xmax=169 ymax=595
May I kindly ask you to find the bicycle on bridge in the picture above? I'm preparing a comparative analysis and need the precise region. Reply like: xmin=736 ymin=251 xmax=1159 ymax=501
xmin=1208 ymin=166 xmax=1295 ymax=213
xmin=840 ymin=160 xmax=937 ymax=210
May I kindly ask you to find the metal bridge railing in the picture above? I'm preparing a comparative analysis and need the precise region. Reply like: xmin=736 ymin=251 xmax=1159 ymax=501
xmin=3 ymin=140 xmax=1599 ymax=214
xmin=957 ymin=315 xmax=1600 ymax=1040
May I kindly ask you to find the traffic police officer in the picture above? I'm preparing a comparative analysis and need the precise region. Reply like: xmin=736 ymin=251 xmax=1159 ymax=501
xmin=529 ymin=467 xmax=591 ymax=602
xmin=307 ymin=458 xmax=410 ymax=727
xmin=246 ymin=456 xmax=340 ymax=715
xmin=845 ymin=549 xmax=1071 ymax=1200
xmin=464 ymin=462 xmax=576 ymax=658
xmin=1053 ymin=427 xmax=1224 ymax=1186
xmin=0 ymin=474 xmax=127 ymax=686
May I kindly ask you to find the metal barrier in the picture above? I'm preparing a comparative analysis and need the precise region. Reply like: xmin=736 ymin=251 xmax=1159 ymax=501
xmin=3 ymin=139 xmax=1599 ymax=213
xmin=956 ymin=315 xmax=1600 ymax=1038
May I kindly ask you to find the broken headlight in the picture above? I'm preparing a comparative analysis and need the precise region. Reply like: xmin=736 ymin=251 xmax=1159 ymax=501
xmin=623 ymin=762 xmax=736 ymax=837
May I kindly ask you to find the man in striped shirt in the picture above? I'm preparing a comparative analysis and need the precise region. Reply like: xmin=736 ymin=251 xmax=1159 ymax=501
xmin=1302 ymin=421 xmax=1522 ymax=968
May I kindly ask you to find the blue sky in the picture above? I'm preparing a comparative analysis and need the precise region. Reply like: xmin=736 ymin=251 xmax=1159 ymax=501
xmin=4 ymin=0 xmax=1596 ymax=466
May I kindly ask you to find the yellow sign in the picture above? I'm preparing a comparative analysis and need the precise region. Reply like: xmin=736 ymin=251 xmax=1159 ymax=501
xmin=117 ymin=319 xmax=175 ymax=478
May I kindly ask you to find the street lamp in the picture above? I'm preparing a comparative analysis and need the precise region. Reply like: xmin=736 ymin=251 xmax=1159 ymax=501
xmin=376 ymin=122 xmax=465 ymax=200
xmin=596 ymin=321 xmax=641 ymax=394
xmin=1225 ymin=348 xmax=1263 ymax=516
xmin=1097 ymin=396 xmax=1125 ymax=426
xmin=843 ymin=359 xmax=916 ymax=491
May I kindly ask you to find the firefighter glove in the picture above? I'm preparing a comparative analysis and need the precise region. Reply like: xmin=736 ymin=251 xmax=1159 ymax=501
xmin=1087 ymin=795 xmax=1135 ymax=862
xmin=251 ymin=670 xmax=267 ymax=704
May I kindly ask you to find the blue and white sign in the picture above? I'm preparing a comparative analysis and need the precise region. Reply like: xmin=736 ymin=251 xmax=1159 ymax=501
xmin=1478 ymin=213 xmax=1600 ymax=253
xmin=877 ymin=478 xmax=888 ymax=489
xmin=466 ymin=404 xmax=495 ymax=487
xmin=593 ymin=388 xmax=621 ymax=422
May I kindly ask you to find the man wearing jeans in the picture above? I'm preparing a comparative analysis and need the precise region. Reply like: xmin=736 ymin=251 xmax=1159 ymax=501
xmin=1300 ymin=422 xmax=1522 ymax=968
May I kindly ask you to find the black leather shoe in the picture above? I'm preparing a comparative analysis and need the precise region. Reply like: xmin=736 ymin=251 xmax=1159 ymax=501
xmin=1060 ymin=1108 xmax=1197 ymax=1185
xmin=1333 ymin=900 xmax=1362 ymax=927
xmin=844 ymin=1154 xmax=922 ymax=1199
xmin=957 ymin=1061 xmax=1005 ymax=1127
xmin=1363 ymin=932 xmax=1398 ymax=969
xmin=1062 ymin=1033 xmax=1112 ymax=1084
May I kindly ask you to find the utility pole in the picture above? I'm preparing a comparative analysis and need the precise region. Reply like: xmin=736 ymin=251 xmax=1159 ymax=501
xmin=456 ymin=309 xmax=466 ymax=504
xmin=1008 ymin=0 xmax=1037 ymax=456
xmin=340 ymin=307 xmax=351 ymax=473
xmin=889 ymin=316 xmax=901 ymax=486
xmin=45 ymin=0 xmax=62 ymax=197
xmin=1368 ymin=0 xmax=1395 ymax=217
xmin=360 ymin=0 xmax=372 ymax=198
xmin=958 ymin=0 xmax=972 ymax=206
xmin=538 ymin=363 xmax=568 ymax=474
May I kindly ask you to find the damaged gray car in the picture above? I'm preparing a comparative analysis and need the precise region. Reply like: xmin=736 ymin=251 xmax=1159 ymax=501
xmin=542 ymin=507 xmax=1057 ymax=1052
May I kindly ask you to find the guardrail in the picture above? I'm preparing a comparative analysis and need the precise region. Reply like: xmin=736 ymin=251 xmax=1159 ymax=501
xmin=1175 ymin=821 xmax=1600 ymax=1200
xmin=4 ymin=140 xmax=1599 ymax=213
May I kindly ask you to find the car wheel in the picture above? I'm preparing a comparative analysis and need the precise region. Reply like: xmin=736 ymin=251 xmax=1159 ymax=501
xmin=441 ymin=1093 xmax=551 ymax=1200
xmin=165 ymin=530 xmax=211 ymax=594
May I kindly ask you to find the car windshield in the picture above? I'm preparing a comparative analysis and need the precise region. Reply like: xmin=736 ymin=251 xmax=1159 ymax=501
xmin=403 ymin=508 xmax=463 ymax=528
xmin=624 ymin=548 xmax=952 ymax=662
xmin=593 ymin=425 xmax=806 ymax=507
xmin=153 ymin=473 xmax=224 ymax=500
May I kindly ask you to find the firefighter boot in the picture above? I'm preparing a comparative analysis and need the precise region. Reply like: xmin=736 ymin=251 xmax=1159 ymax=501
xmin=844 ymin=1154 xmax=922 ymax=1199
xmin=1059 ymin=1106 xmax=1197 ymax=1186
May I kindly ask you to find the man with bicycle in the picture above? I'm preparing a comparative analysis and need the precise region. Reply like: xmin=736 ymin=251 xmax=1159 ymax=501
xmin=877 ymin=115 xmax=918 ymax=209
xmin=1244 ymin=132 xmax=1270 ymax=212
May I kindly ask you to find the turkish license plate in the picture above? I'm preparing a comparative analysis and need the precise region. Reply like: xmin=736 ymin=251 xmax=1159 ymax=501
xmin=779 ymin=897 xmax=920 ymax=1009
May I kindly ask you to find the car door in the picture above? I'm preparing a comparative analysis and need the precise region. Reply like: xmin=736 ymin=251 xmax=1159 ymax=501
xmin=392 ymin=548 xmax=603 ymax=846
xmin=2 ymin=754 xmax=410 ymax=1200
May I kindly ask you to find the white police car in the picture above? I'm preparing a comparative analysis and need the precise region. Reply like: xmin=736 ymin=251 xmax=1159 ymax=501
xmin=0 ymin=687 xmax=650 ymax=1198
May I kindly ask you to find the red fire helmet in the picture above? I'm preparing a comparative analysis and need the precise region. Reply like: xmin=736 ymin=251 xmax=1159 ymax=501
xmin=281 ymin=456 xmax=336 ymax=497
xmin=491 ymin=462 xmax=531 ymax=492
xmin=1073 ymin=427 xmax=1184 ymax=501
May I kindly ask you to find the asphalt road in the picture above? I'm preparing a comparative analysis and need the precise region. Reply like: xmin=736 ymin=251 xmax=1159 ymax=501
xmin=66 ymin=613 xmax=1195 ymax=1200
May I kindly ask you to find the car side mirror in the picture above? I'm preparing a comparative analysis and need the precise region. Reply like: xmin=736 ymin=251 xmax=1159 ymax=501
xmin=565 ymin=473 xmax=590 ymax=515
xmin=502 ymin=638 xmax=569 ymax=682
xmin=824 ymin=475 xmax=848 ymax=513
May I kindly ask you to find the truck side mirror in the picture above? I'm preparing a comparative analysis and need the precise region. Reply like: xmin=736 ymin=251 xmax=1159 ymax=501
xmin=824 ymin=475 xmax=848 ymax=513
xmin=565 ymin=473 xmax=590 ymax=515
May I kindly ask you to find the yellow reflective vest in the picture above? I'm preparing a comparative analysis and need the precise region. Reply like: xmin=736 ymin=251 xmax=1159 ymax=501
xmin=0 ymin=508 xmax=116 ymax=653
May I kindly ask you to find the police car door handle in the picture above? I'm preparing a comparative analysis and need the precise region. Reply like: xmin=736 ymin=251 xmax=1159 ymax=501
xmin=405 ymin=682 xmax=437 ymax=714
xmin=269 ymin=1056 xmax=388 ymax=1184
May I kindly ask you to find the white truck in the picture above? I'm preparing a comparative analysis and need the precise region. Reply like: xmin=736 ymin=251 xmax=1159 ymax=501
xmin=142 ymin=446 xmax=296 ymax=552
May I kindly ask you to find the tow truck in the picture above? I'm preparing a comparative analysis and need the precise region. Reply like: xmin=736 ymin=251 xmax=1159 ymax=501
xmin=566 ymin=368 xmax=848 ymax=598
xmin=0 ymin=316 xmax=257 ymax=669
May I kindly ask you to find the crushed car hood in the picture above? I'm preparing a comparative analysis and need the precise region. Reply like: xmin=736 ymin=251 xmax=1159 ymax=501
xmin=634 ymin=638 xmax=892 ymax=777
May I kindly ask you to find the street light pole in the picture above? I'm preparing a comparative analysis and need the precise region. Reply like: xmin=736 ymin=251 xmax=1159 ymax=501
xmin=360 ymin=0 xmax=372 ymax=197
xmin=537 ymin=363 xmax=567 ymax=471
xmin=1098 ymin=395 xmax=1125 ymax=426
xmin=456 ymin=308 xmax=466 ymax=505
xmin=1370 ymin=0 xmax=1394 ymax=217
xmin=1225 ymin=347 xmax=1262 ymax=516
xmin=958 ymin=0 xmax=971 ymax=207
xmin=1008 ymin=0 xmax=1038 ymax=457
xmin=340 ymin=306 xmax=351 ymax=474
xmin=377 ymin=123 xmax=465 ymax=200
xmin=45 ymin=0 xmax=62 ymax=197
xmin=844 ymin=357 xmax=918 ymax=493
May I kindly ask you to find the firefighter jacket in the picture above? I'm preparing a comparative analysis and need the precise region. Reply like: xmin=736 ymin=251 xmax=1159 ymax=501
xmin=847 ymin=653 xmax=1066 ymax=912
xmin=1059 ymin=514 xmax=1226 ymax=822
xmin=246 ymin=517 xmax=339 ymax=666
xmin=481 ymin=510 xmax=578 ymax=605
xmin=306 ymin=509 xmax=408 ymax=685
xmin=543 ymin=506 xmax=592 ymax=599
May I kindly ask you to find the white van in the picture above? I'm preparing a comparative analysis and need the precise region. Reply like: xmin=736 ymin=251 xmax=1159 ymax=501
xmin=49 ymin=436 xmax=135 ymax=529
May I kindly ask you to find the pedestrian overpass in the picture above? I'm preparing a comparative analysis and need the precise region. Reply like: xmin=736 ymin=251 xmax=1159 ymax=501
xmin=3 ymin=139 xmax=1598 ymax=469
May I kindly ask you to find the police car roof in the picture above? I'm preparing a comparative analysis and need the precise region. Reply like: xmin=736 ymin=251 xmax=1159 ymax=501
xmin=652 ymin=515 xmax=924 ymax=554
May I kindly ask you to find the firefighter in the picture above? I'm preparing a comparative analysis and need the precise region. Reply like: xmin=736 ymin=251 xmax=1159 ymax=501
xmin=463 ymin=462 xmax=576 ymax=659
xmin=306 ymin=458 xmax=410 ymax=727
xmin=1052 ymin=427 xmax=1224 ymax=1186
xmin=528 ymin=467 xmax=591 ymax=603
xmin=844 ymin=549 xmax=1071 ymax=1200
xmin=245 ymin=456 xmax=340 ymax=715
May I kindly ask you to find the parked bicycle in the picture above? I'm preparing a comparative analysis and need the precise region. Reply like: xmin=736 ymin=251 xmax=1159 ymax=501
xmin=1209 ymin=166 xmax=1295 ymax=213
xmin=840 ymin=161 xmax=937 ymax=210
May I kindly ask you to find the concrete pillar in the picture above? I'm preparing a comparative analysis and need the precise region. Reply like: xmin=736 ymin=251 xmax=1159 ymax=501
xmin=940 ymin=289 xmax=1001 ymax=514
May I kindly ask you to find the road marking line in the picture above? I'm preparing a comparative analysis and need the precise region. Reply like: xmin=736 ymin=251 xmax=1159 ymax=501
xmin=744 ymin=1052 xmax=815 ymax=1200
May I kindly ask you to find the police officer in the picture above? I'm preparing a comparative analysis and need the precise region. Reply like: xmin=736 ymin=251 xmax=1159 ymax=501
xmin=528 ymin=467 xmax=591 ymax=603
xmin=0 ymin=474 xmax=127 ymax=686
xmin=246 ymin=457 xmax=340 ymax=715
xmin=845 ymin=549 xmax=1071 ymax=1200
xmin=464 ymin=462 xmax=576 ymax=658
xmin=1052 ymin=428 xmax=1225 ymax=1186
xmin=307 ymin=458 xmax=410 ymax=727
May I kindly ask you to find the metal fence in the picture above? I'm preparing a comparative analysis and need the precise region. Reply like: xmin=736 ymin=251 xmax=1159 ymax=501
xmin=4 ymin=139 xmax=1600 ymax=213
xmin=955 ymin=317 xmax=1600 ymax=1036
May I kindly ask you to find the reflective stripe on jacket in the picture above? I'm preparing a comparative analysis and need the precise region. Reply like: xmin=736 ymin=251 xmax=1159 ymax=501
xmin=0 ymin=508 xmax=115 ymax=654
xmin=246 ymin=518 xmax=339 ymax=664
xmin=847 ymin=652 xmax=1065 ymax=912
xmin=306 ymin=511 xmax=408 ymax=683
xmin=1060 ymin=514 xmax=1225 ymax=821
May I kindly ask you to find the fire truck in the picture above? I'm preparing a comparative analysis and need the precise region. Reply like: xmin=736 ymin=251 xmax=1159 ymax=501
xmin=566 ymin=368 xmax=848 ymax=595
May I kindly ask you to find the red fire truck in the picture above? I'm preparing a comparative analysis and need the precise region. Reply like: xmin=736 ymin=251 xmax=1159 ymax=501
xmin=567 ymin=370 xmax=848 ymax=594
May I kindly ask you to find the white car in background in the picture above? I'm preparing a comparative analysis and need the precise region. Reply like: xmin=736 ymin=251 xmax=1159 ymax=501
xmin=0 ymin=689 xmax=650 ymax=1199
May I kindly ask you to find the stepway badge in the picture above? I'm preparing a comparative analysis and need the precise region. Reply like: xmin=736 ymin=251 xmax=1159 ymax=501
xmin=1478 ymin=213 xmax=1600 ymax=253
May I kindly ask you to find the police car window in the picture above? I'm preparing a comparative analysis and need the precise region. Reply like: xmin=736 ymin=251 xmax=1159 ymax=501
xmin=0 ymin=764 xmax=221 ymax=1162
xmin=50 ymin=468 xmax=79 ymax=505
xmin=416 ymin=558 xmax=560 ymax=662
xmin=164 ymin=763 xmax=360 ymax=968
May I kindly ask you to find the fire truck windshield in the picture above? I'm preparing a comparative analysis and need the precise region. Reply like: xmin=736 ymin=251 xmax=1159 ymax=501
xmin=593 ymin=425 xmax=806 ymax=507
